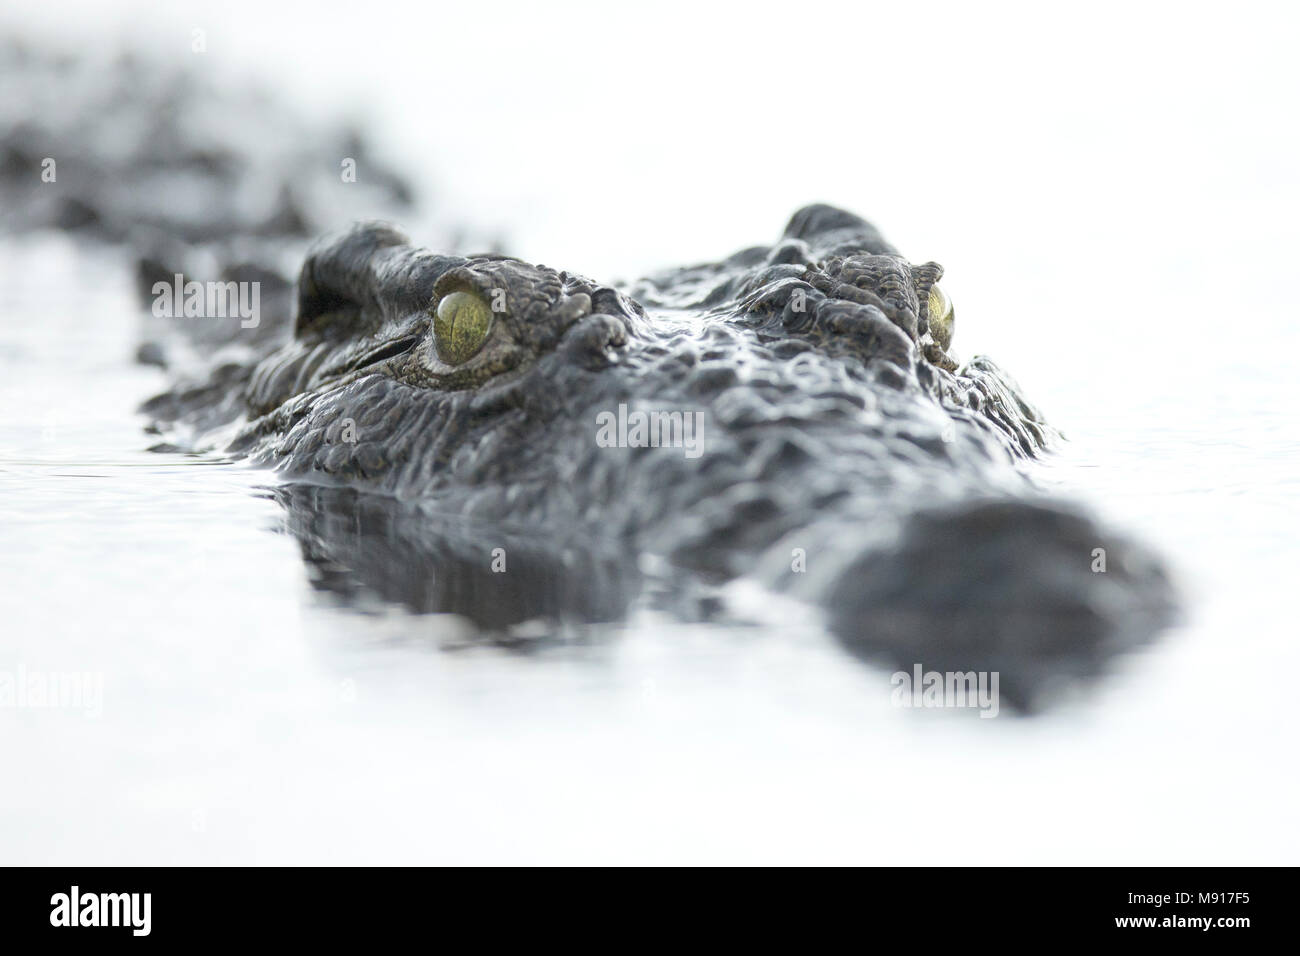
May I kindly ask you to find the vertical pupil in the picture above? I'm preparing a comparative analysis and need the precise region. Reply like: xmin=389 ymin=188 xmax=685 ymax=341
xmin=434 ymin=291 xmax=492 ymax=364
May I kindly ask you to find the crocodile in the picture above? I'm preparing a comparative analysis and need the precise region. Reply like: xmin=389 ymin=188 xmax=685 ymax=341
xmin=3 ymin=42 xmax=1175 ymax=709
xmin=137 ymin=205 xmax=1174 ymax=705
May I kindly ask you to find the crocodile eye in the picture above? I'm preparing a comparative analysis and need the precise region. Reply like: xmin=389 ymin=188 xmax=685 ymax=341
xmin=927 ymin=284 xmax=955 ymax=351
xmin=433 ymin=291 xmax=494 ymax=365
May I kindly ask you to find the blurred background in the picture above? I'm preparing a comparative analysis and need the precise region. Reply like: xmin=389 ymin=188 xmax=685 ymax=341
xmin=0 ymin=0 xmax=1296 ymax=863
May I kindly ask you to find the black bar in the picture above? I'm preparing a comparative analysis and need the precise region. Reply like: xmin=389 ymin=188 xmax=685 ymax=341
xmin=0 ymin=867 xmax=1285 ymax=941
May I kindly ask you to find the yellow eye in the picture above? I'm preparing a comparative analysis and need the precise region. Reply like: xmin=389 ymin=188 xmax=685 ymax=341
xmin=433 ymin=290 xmax=494 ymax=365
xmin=927 ymin=284 xmax=954 ymax=351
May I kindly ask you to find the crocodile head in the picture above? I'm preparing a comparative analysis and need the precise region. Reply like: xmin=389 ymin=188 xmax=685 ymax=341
xmin=208 ymin=205 xmax=1038 ymax=513
xmin=145 ymin=204 xmax=1175 ymax=709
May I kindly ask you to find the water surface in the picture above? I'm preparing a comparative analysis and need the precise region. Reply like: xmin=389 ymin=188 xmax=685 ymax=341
xmin=1 ymin=232 xmax=1295 ymax=864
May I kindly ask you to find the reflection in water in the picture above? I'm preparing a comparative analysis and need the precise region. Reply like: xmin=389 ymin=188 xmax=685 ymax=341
xmin=266 ymin=483 xmax=1176 ymax=710
xmin=268 ymin=483 xmax=644 ymax=638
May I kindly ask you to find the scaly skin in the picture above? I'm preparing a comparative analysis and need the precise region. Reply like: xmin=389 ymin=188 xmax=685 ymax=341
xmin=143 ymin=206 xmax=1175 ymax=708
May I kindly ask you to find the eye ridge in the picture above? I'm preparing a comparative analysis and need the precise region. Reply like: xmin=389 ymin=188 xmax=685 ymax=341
xmin=433 ymin=290 xmax=494 ymax=365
